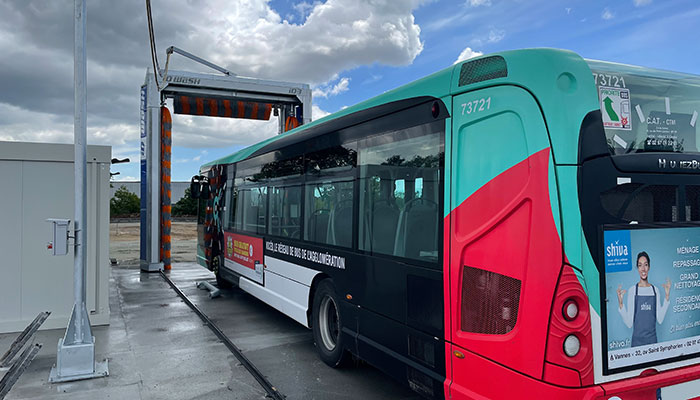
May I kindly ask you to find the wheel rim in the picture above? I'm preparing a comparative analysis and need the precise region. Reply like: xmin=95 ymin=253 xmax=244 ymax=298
xmin=319 ymin=295 xmax=340 ymax=351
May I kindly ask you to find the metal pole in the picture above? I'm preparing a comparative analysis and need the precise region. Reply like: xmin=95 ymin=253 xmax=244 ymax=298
xmin=73 ymin=0 xmax=87 ymax=346
xmin=141 ymin=71 xmax=163 ymax=272
xmin=166 ymin=46 xmax=235 ymax=76
xmin=49 ymin=0 xmax=108 ymax=382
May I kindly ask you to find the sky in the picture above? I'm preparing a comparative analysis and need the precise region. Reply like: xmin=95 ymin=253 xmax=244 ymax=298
xmin=0 ymin=0 xmax=698 ymax=182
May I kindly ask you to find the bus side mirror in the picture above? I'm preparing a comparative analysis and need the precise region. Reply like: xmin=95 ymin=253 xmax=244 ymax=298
xmin=190 ymin=176 xmax=201 ymax=199
xmin=201 ymin=179 xmax=211 ymax=199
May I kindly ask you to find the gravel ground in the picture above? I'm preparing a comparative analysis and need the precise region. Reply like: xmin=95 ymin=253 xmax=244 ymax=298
xmin=110 ymin=221 xmax=198 ymax=266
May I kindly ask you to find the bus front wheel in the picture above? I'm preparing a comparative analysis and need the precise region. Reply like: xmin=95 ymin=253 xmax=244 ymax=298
xmin=212 ymin=256 xmax=232 ymax=289
xmin=312 ymin=280 xmax=347 ymax=367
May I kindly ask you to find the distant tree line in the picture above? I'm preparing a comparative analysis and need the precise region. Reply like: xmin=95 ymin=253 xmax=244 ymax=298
xmin=110 ymin=187 xmax=198 ymax=217
xmin=110 ymin=187 xmax=139 ymax=216
xmin=172 ymin=188 xmax=198 ymax=216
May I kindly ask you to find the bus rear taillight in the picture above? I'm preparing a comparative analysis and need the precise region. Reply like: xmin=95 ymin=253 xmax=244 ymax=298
xmin=543 ymin=264 xmax=594 ymax=387
xmin=563 ymin=300 xmax=579 ymax=321
xmin=563 ymin=335 xmax=581 ymax=357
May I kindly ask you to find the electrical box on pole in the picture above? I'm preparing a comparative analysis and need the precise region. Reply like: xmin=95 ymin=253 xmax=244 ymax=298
xmin=46 ymin=219 xmax=70 ymax=256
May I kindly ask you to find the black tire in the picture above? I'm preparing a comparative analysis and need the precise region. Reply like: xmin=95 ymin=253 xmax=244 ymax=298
xmin=312 ymin=280 xmax=348 ymax=367
xmin=212 ymin=256 xmax=232 ymax=289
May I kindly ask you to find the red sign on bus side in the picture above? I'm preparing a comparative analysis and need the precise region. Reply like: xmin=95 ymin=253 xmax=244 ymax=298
xmin=224 ymin=232 xmax=263 ymax=270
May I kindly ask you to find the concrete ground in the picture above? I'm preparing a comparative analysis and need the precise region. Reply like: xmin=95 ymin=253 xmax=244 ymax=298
xmin=0 ymin=263 xmax=420 ymax=399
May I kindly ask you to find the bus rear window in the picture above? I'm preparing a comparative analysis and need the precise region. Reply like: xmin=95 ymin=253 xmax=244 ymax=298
xmin=586 ymin=60 xmax=700 ymax=155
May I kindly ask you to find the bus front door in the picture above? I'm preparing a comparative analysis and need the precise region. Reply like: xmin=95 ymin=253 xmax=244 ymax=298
xmin=447 ymin=86 xmax=562 ymax=397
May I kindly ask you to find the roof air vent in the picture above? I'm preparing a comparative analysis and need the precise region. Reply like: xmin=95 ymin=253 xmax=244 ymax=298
xmin=459 ymin=56 xmax=507 ymax=87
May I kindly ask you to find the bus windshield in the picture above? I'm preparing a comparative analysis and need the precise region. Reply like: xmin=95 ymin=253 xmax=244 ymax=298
xmin=587 ymin=60 xmax=700 ymax=155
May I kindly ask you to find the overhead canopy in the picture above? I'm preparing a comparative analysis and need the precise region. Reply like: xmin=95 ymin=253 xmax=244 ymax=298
xmin=173 ymin=95 xmax=273 ymax=120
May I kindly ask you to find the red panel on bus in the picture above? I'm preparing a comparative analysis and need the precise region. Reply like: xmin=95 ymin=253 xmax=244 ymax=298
xmin=448 ymin=148 xmax=562 ymax=383
xmin=447 ymin=344 xmax=604 ymax=400
xmin=224 ymin=232 xmax=263 ymax=270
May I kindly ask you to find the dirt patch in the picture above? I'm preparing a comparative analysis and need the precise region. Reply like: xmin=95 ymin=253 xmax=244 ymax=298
xmin=110 ymin=221 xmax=198 ymax=266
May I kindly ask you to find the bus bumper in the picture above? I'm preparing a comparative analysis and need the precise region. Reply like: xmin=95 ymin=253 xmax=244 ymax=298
xmin=599 ymin=364 xmax=700 ymax=400
xmin=448 ymin=346 xmax=700 ymax=400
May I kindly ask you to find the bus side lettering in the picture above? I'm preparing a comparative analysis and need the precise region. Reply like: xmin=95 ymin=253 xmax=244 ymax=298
xmin=593 ymin=72 xmax=626 ymax=88
xmin=461 ymin=97 xmax=491 ymax=115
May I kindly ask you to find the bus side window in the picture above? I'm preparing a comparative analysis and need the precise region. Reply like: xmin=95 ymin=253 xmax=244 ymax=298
xmin=222 ymin=181 xmax=232 ymax=230
xmin=359 ymin=176 xmax=401 ymax=255
xmin=269 ymin=185 xmax=302 ymax=239
xmin=227 ymin=186 xmax=237 ymax=230
xmin=304 ymin=181 xmax=353 ymax=248
xmin=303 ymin=144 xmax=356 ymax=248
xmin=358 ymin=126 xmax=443 ymax=263
xmin=233 ymin=189 xmax=244 ymax=230
xmin=240 ymin=187 xmax=267 ymax=234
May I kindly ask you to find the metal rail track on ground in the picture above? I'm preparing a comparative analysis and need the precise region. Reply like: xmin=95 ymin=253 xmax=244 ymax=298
xmin=0 ymin=344 xmax=42 ymax=400
xmin=159 ymin=271 xmax=286 ymax=400
xmin=0 ymin=312 xmax=50 ymax=368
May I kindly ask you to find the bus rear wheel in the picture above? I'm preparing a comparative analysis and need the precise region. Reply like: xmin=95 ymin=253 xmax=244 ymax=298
xmin=312 ymin=280 xmax=347 ymax=367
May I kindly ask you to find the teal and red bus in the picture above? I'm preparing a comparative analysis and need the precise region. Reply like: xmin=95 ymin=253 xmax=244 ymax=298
xmin=194 ymin=48 xmax=700 ymax=399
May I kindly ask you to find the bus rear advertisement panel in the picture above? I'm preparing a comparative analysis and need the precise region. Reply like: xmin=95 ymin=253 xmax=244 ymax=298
xmin=604 ymin=225 xmax=700 ymax=372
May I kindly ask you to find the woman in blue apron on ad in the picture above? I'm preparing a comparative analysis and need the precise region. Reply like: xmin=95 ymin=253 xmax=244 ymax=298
xmin=616 ymin=251 xmax=672 ymax=347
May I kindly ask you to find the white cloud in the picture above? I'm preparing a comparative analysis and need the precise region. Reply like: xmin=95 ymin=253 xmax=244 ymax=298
xmin=487 ymin=29 xmax=505 ymax=43
xmin=0 ymin=0 xmax=426 ymax=150
xmin=170 ymin=113 xmax=279 ymax=149
xmin=454 ymin=47 xmax=483 ymax=64
xmin=312 ymin=104 xmax=331 ymax=120
xmin=602 ymin=8 xmax=614 ymax=20
xmin=469 ymin=28 xmax=506 ymax=47
xmin=0 ymin=102 xmax=136 ymax=154
xmin=469 ymin=0 xmax=491 ymax=6
xmin=313 ymin=76 xmax=351 ymax=98
xmin=565 ymin=7 xmax=572 ymax=15
xmin=189 ymin=0 xmax=425 ymax=84
xmin=292 ymin=1 xmax=323 ymax=22
xmin=633 ymin=0 xmax=652 ymax=6
xmin=362 ymin=74 xmax=383 ymax=85
xmin=174 ymin=150 xmax=207 ymax=164
xmin=190 ymin=150 xmax=207 ymax=162
xmin=113 ymin=175 xmax=138 ymax=182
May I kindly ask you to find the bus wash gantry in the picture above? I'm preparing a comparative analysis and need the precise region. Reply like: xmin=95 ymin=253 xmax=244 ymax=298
xmin=140 ymin=46 xmax=312 ymax=272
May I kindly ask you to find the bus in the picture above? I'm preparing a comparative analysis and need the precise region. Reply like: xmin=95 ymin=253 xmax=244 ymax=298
xmin=192 ymin=48 xmax=700 ymax=399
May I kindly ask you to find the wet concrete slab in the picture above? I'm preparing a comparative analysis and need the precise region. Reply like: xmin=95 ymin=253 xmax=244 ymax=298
xmin=0 ymin=263 xmax=420 ymax=399
xmin=165 ymin=264 xmax=420 ymax=400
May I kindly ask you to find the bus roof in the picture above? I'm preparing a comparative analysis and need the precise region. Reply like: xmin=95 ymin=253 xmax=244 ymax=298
xmin=201 ymin=57 xmax=453 ymax=169
xmin=201 ymin=48 xmax=618 ymax=169
xmin=586 ymin=59 xmax=700 ymax=82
